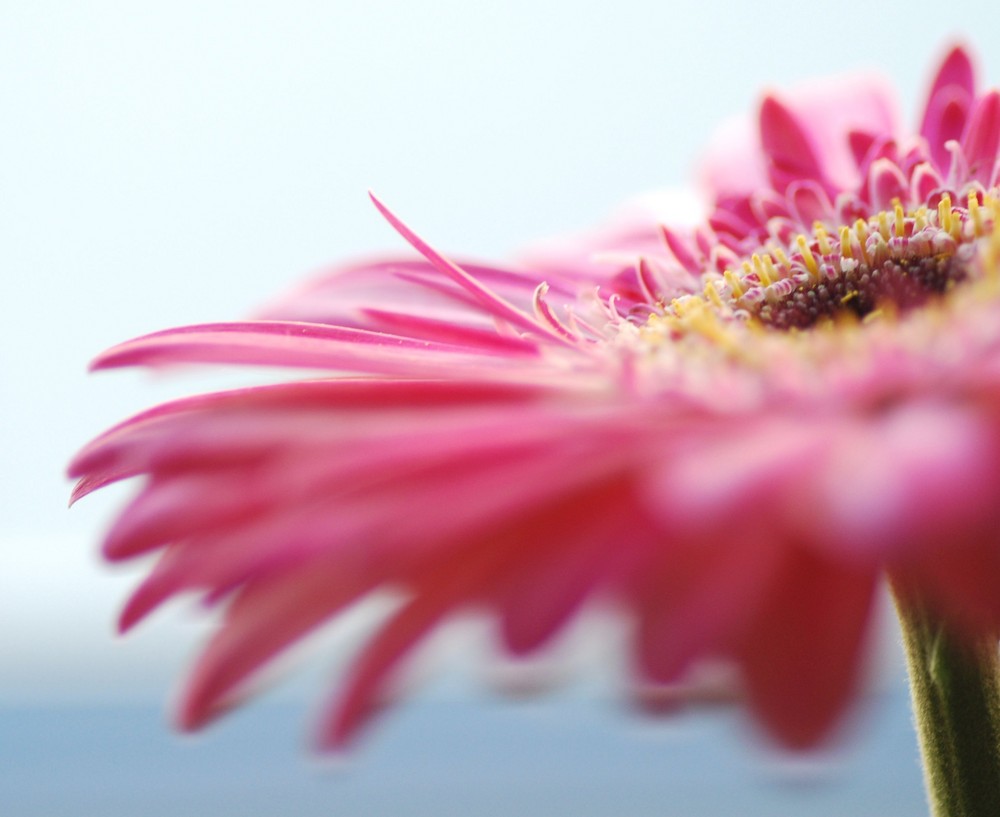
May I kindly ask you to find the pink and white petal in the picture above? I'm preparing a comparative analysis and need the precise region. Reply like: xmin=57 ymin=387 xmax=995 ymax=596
xmin=910 ymin=161 xmax=945 ymax=204
xmin=919 ymin=44 xmax=977 ymax=164
xmin=961 ymin=89 xmax=1000 ymax=185
xmin=866 ymin=158 xmax=910 ymax=212
xmin=922 ymin=88 xmax=973 ymax=176
xmin=779 ymin=73 xmax=899 ymax=191
xmin=787 ymin=180 xmax=835 ymax=226
xmin=759 ymin=95 xmax=825 ymax=192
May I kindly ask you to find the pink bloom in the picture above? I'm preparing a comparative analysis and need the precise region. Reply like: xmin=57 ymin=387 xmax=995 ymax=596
xmin=72 ymin=45 xmax=1000 ymax=752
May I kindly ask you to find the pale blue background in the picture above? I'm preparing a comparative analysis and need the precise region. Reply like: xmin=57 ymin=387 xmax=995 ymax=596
xmin=3 ymin=2 xmax=1000 ymax=814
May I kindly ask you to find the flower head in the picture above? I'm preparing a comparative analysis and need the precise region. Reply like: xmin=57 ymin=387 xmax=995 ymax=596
xmin=72 ymin=45 xmax=1000 ymax=752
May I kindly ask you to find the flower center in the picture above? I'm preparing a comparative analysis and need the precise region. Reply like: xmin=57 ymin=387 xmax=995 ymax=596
xmin=754 ymin=240 xmax=970 ymax=330
xmin=651 ymin=192 xmax=999 ymax=347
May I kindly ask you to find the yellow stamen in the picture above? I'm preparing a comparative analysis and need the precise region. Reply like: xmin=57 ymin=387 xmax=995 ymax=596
xmin=969 ymin=191 xmax=984 ymax=236
xmin=894 ymin=201 xmax=906 ymax=237
xmin=703 ymin=281 xmax=724 ymax=308
xmin=724 ymin=269 xmax=744 ymax=298
xmin=772 ymin=246 xmax=791 ymax=271
xmin=983 ymin=200 xmax=1000 ymax=283
xmin=813 ymin=222 xmax=832 ymax=255
xmin=938 ymin=193 xmax=953 ymax=234
xmin=877 ymin=210 xmax=891 ymax=241
xmin=762 ymin=254 xmax=780 ymax=284
xmin=839 ymin=226 xmax=854 ymax=260
xmin=914 ymin=206 xmax=929 ymax=232
xmin=752 ymin=254 xmax=772 ymax=286
xmin=796 ymin=234 xmax=820 ymax=278
xmin=854 ymin=219 xmax=871 ymax=265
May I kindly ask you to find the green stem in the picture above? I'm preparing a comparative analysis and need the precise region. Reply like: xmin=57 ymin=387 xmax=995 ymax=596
xmin=892 ymin=584 xmax=1000 ymax=817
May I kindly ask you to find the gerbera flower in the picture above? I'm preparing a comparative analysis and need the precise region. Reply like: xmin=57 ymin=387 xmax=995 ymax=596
xmin=71 ymin=43 xmax=1000 ymax=779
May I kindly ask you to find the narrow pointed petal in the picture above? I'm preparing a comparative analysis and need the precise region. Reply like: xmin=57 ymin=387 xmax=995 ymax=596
xmin=91 ymin=321 xmax=530 ymax=377
xmin=316 ymin=545 xmax=507 ymax=749
xmin=177 ymin=559 xmax=375 ymax=730
xmin=760 ymin=95 xmax=824 ymax=190
xmin=660 ymin=224 xmax=702 ymax=274
xmin=369 ymin=193 xmax=566 ymax=343
xmin=962 ymin=90 xmax=1000 ymax=185
xmin=920 ymin=45 xmax=976 ymax=146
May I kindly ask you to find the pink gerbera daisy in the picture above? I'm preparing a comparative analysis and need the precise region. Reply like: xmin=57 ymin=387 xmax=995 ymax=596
xmin=72 ymin=44 xmax=1000 ymax=811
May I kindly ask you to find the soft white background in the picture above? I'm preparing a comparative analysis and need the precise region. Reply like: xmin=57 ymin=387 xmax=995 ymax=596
xmin=2 ymin=2 xmax=1000 ymax=814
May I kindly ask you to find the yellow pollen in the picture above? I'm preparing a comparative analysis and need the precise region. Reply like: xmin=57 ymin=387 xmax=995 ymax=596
xmin=724 ymin=269 xmax=745 ymax=298
xmin=938 ymin=193 xmax=953 ymax=234
xmin=983 ymin=199 xmax=1000 ymax=282
xmin=771 ymin=246 xmax=791 ymax=273
xmin=763 ymin=254 xmax=780 ymax=284
xmin=969 ymin=191 xmax=984 ymax=236
xmin=877 ymin=210 xmax=891 ymax=241
xmin=752 ymin=253 xmax=772 ymax=286
xmin=685 ymin=309 xmax=737 ymax=351
xmin=703 ymin=281 xmax=724 ymax=308
xmin=839 ymin=226 xmax=854 ymax=259
xmin=894 ymin=201 xmax=906 ymax=237
xmin=796 ymin=234 xmax=820 ymax=278
xmin=854 ymin=219 xmax=871 ymax=264
xmin=840 ymin=290 xmax=859 ymax=305
xmin=813 ymin=222 xmax=832 ymax=255
xmin=914 ymin=206 xmax=929 ymax=232
xmin=671 ymin=296 xmax=693 ymax=316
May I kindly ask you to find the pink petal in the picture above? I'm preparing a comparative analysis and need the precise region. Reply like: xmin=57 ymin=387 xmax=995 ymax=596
xmin=760 ymin=95 xmax=824 ymax=191
xmin=633 ymin=533 xmax=784 ymax=684
xmin=787 ymin=180 xmax=834 ymax=225
xmin=738 ymin=549 xmax=877 ymax=749
xmin=848 ymin=130 xmax=877 ymax=168
xmin=177 ymin=556 xmax=376 ymax=730
xmin=369 ymin=193 xmax=567 ymax=344
xmin=660 ymin=225 xmax=703 ymax=274
xmin=866 ymin=157 xmax=909 ymax=212
xmin=910 ymin=161 xmax=945 ymax=204
xmin=962 ymin=90 xmax=1000 ymax=185
xmin=493 ymin=480 xmax=646 ymax=656
xmin=919 ymin=44 xmax=976 ymax=163
xmin=91 ymin=321 xmax=533 ymax=377
xmin=316 ymin=543 xmax=508 ymax=749
xmin=814 ymin=403 xmax=998 ymax=558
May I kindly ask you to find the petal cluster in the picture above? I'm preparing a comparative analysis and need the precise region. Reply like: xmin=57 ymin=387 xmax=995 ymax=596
xmin=72 ymin=45 xmax=1000 ymax=751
